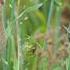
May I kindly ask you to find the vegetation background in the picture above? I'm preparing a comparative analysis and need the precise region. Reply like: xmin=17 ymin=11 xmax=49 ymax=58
xmin=0 ymin=0 xmax=70 ymax=70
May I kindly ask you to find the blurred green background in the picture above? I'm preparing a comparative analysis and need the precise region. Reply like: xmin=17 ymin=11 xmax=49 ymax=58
xmin=0 ymin=0 xmax=70 ymax=70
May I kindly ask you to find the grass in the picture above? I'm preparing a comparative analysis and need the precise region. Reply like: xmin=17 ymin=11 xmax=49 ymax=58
xmin=0 ymin=0 xmax=70 ymax=70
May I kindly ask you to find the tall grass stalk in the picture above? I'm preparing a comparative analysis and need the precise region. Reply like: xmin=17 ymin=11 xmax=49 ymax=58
xmin=2 ymin=0 xmax=18 ymax=70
